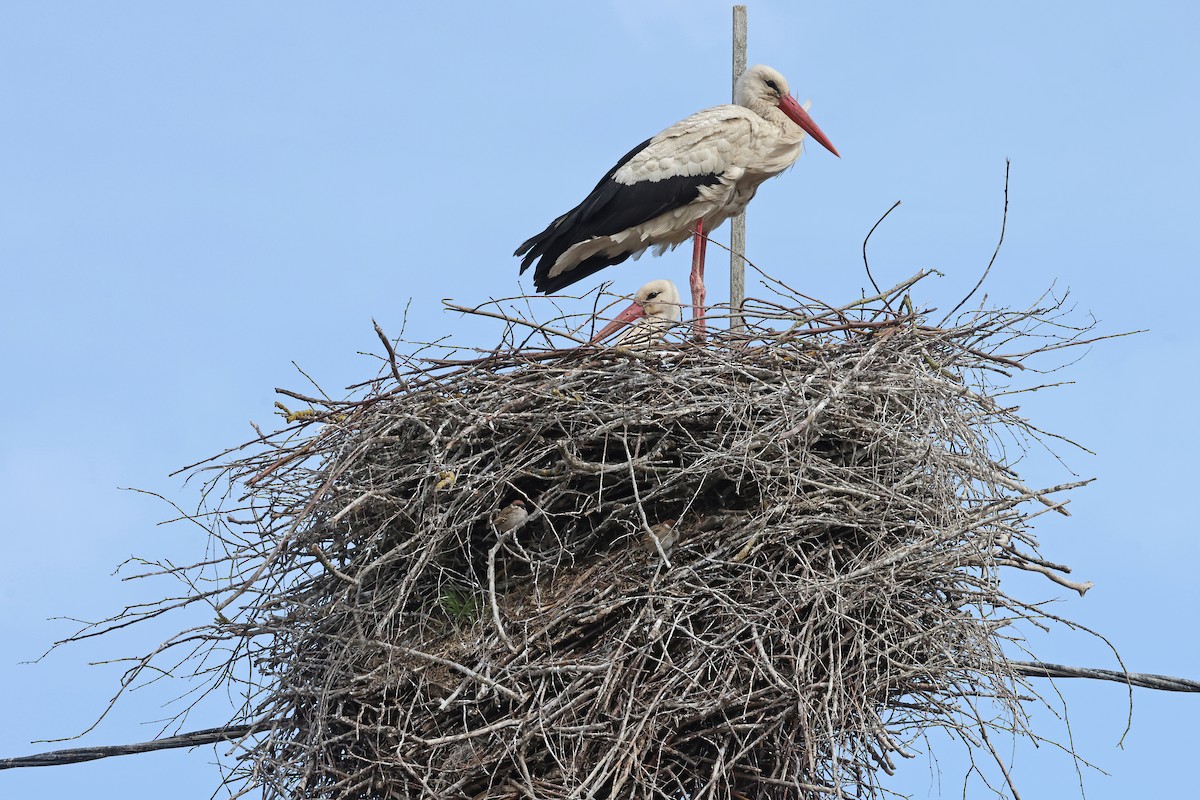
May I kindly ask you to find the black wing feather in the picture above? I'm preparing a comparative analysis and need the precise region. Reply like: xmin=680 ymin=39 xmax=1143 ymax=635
xmin=516 ymin=137 xmax=721 ymax=294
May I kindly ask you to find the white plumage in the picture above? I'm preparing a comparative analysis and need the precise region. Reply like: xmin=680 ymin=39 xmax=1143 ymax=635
xmin=590 ymin=279 xmax=683 ymax=349
xmin=557 ymin=101 xmax=813 ymax=279
xmin=516 ymin=65 xmax=839 ymax=337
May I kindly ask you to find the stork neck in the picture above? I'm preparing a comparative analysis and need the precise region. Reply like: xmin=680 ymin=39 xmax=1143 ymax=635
xmin=742 ymin=97 xmax=795 ymax=134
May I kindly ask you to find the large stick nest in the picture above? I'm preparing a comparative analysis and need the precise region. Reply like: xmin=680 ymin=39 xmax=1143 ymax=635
xmin=91 ymin=272 xmax=1107 ymax=798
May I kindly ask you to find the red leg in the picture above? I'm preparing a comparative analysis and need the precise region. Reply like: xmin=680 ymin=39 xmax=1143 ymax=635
xmin=690 ymin=219 xmax=708 ymax=339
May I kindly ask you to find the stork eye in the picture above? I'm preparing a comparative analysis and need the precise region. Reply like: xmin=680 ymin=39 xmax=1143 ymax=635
xmin=765 ymin=79 xmax=780 ymax=92
xmin=647 ymin=291 xmax=660 ymax=300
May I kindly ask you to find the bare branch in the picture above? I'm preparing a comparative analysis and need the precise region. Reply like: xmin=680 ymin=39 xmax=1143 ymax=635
xmin=0 ymin=725 xmax=255 ymax=770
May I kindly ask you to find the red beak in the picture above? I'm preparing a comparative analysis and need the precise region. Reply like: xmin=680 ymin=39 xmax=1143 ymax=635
xmin=591 ymin=300 xmax=647 ymax=343
xmin=778 ymin=94 xmax=840 ymax=158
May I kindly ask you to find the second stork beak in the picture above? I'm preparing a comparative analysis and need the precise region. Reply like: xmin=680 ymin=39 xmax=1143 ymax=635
xmin=591 ymin=300 xmax=647 ymax=343
xmin=778 ymin=94 xmax=840 ymax=158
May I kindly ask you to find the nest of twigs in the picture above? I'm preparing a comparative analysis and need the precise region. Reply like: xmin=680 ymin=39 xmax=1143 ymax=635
xmin=92 ymin=270 xmax=1106 ymax=799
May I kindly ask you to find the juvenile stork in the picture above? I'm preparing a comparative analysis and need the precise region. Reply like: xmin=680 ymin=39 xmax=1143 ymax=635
xmin=515 ymin=65 xmax=839 ymax=336
xmin=590 ymin=279 xmax=683 ymax=349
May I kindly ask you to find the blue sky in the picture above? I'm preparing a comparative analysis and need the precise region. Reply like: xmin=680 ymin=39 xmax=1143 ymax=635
xmin=2 ymin=2 xmax=1197 ymax=797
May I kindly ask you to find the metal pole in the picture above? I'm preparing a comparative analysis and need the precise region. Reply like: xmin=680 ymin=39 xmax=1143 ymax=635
xmin=730 ymin=5 xmax=747 ymax=332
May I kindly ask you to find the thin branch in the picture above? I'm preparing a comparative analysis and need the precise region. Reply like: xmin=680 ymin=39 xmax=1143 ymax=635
xmin=1012 ymin=661 xmax=1200 ymax=693
xmin=862 ymin=199 xmax=902 ymax=310
xmin=0 ymin=725 xmax=256 ymax=770
xmin=943 ymin=158 xmax=1011 ymax=322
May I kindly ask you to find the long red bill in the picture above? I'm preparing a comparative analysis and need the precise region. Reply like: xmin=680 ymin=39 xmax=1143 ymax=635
xmin=591 ymin=301 xmax=647 ymax=343
xmin=778 ymin=94 xmax=840 ymax=158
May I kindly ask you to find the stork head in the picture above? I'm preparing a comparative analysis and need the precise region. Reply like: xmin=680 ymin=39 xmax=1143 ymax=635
xmin=635 ymin=279 xmax=683 ymax=323
xmin=737 ymin=65 xmax=839 ymax=158
xmin=590 ymin=279 xmax=682 ymax=344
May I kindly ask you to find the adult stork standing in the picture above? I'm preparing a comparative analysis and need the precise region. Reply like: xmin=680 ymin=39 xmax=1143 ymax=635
xmin=515 ymin=64 xmax=839 ymax=337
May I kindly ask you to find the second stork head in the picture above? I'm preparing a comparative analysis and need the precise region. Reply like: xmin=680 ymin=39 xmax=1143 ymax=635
xmin=590 ymin=279 xmax=683 ymax=347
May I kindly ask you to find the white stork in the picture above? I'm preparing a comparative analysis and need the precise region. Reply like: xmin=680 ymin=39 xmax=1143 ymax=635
xmin=515 ymin=64 xmax=839 ymax=336
xmin=591 ymin=279 xmax=683 ymax=349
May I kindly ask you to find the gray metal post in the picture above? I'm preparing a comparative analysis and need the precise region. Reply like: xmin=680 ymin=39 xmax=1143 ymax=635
xmin=730 ymin=5 xmax=747 ymax=332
